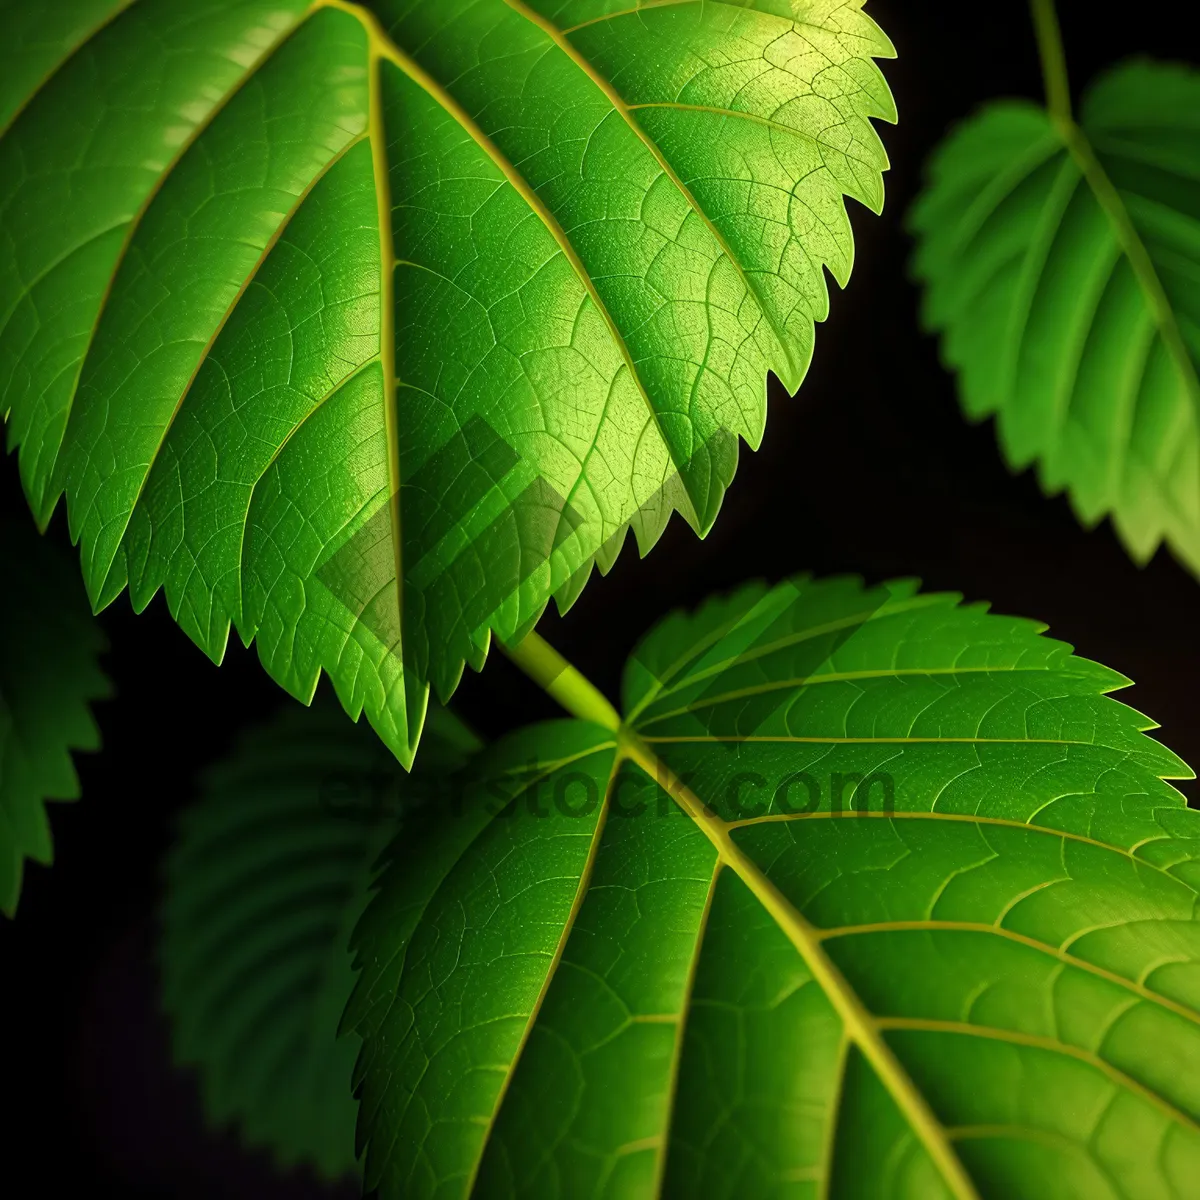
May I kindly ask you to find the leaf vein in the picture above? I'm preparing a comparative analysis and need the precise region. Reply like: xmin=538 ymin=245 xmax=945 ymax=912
xmin=878 ymin=1017 xmax=1200 ymax=1133
xmin=504 ymin=0 xmax=802 ymax=386
xmin=817 ymin=919 xmax=1200 ymax=1030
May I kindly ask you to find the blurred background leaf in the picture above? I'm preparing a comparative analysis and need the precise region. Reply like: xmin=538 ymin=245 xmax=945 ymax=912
xmin=160 ymin=695 xmax=479 ymax=1180
xmin=911 ymin=57 xmax=1200 ymax=577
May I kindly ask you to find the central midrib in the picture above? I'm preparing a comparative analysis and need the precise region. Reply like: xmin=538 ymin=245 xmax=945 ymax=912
xmin=314 ymin=0 xmax=703 ymax=526
xmin=618 ymin=726 xmax=984 ymax=1200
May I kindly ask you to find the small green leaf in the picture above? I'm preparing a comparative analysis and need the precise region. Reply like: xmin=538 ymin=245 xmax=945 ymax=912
xmin=348 ymin=574 xmax=1200 ymax=1198
xmin=0 ymin=517 xmax=108 ymax=917
xmin=0 ymin=0 xmax=895 ymax=765
xmin=159 ymin=693 xmax=479 ymax=1179
xmin=911 ymin=60 xmax=1200 ymax=577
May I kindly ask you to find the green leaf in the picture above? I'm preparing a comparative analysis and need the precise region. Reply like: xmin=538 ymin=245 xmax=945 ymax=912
xmin=910 ymin=60 xmax=1200 ymax=577
xmin=159 ymin=692 xmax=479 ymax=1179
xmin=0 ymin=517 xmax=108 ymax=917
xmin=348 ymin=574 xmax=1200 ymax=1198
xmin=0 ymin=0 xmax=895 ymax=766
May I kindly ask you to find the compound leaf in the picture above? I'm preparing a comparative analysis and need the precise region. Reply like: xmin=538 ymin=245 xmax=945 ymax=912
xmin=160 ymin=693 xmax=479 ymax=1179
xmin=0 ymin=0 xmax=895 ymax=765
xmin=348 ymin=574 xmax=1200 ymax=1198
xmin=0 ymin=517 xmax=108 ymax=917
xmin=911 ymin=61 xmax=1200 ymax=577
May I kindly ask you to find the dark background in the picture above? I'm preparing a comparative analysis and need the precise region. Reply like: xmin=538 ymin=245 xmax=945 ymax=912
xmin=3 ymin=2 xmax=1196 ymax=1195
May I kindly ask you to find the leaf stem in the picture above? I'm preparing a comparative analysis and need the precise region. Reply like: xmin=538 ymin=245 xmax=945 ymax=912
xmin=1028 ymin=0 xmax=1071 ymax=126
xmin=502 ymin=631 xmax=621 ymax=732
xmin=503 ymin=628 xmax=980 ymax=1200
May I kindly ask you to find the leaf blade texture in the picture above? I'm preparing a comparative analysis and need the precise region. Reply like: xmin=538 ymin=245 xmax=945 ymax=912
xmin=0 ymin=0 xmax=895 ymax=764
xmin=910 ymin=61 xmax=1200 ymax=576
xmin=159 ymin=693 xmax=479 ymax=1178
xmin=0 ymin=518 xmax=109 ymax=917
xmin=348 ymin=574 xmax=1200 ymax=1198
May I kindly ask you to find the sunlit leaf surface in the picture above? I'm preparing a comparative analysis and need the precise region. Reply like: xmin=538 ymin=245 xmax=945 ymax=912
xmin=349 ymin=575 xmax=1200 ymax=1199
xmin=0 ymin=0 xmax=894 ymax=763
